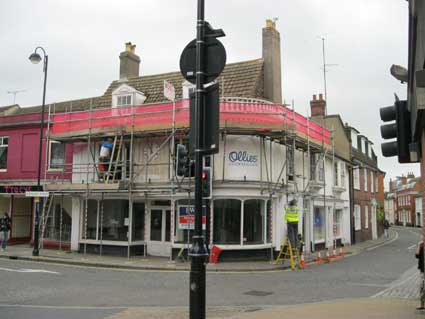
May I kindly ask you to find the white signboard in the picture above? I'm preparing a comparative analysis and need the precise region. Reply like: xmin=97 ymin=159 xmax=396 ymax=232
xmin=225 ymin=135 xmax=261 ymax=181
xmin=25 ymin=191 xmax=49 ymax=198
xmin=163 ymin=80 xmax=175 ymax=101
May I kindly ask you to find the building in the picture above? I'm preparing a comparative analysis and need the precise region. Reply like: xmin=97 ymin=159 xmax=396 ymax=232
xmin=391 ymin=174 xmax=421 ymax=227
xmin=346 ymin=126 xmax=385 ymax=243
xmin=384 ymin=192 xmax=396 ymax=224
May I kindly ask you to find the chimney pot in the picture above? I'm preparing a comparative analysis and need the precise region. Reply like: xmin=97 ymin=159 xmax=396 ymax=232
xmin=319 ymin=93 xmax=323 ymax=100
xmin=313 ymin=94 xmax=317 ymax=101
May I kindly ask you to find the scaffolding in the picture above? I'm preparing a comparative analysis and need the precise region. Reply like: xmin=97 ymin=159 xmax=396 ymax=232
xmin=39 ymin=94 xmax=338 ymax=257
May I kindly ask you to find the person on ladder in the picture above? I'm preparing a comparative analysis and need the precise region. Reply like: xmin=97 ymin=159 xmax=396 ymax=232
xmin=99 ymin=137 xmax=113 ymax=180
xmin=285 ymin=199 xmax=299 ymax=251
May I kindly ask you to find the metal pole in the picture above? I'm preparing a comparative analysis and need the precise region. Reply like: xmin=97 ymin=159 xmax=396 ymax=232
xmin=33 ymin=54 xmax=48 ymax=257
xmin=189 ymin=1 xmax=208 ymax=318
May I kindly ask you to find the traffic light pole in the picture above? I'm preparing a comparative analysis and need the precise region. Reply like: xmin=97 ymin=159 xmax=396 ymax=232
xmin=189 ymin=0 xmax=209 ymax=319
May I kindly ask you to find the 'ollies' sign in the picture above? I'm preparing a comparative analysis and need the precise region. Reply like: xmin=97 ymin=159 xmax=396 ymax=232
xmin=0 ymin=186 xmax=38 ymax=194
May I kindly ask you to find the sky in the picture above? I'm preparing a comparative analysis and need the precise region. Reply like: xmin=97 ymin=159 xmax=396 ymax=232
xmin=0 ymin=0 xmax=419 ymax=188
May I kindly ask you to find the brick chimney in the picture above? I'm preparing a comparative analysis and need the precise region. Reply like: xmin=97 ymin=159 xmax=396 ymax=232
xmin=119 ymin=42 xmax=140 ymax=80
xmin=262 ymin=19 xmax=282 ymax=104
xmin=401 ymin=175 xmax=407 ymax=185
xmin=310 ymin=94 xmax=326 ymax=117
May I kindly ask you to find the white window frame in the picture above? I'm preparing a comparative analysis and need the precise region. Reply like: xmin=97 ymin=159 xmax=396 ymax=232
xmin=334 ymin=161 xmax=339 ymax=186
xmin=48 ymin=140 xmax=65 ymax=171
xmin=0 ymin=136 xmax=8 ymax=171
xmin=340 ymin=162 xmax=346 ymax=188
xmin=354 ymin=168 xmax=360 ymax=190
xmin=117 ymin=94 xmax=132 ymax=107
xmin=354 ymin=205 xmax=361 ymax=231
xmin=364 ymin=206 xmax=369 ymax=229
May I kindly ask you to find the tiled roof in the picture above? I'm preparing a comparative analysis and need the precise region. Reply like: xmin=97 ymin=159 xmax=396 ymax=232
xmin=10 ymin=58 xmax=264 ymax=115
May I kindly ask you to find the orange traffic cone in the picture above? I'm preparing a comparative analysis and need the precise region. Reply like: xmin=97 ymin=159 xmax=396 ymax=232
xmin=326 ymin=250 xmax=331 ymax=262
xmin=300 ymin=252 xmax=306 ymax=268
xmin=338 ymin=247 xmax=344 ymax=257
xmin=316 ymin=251 xmax=322 ymax=262
xmin=332 ymin=248 xmax=337 ymax=259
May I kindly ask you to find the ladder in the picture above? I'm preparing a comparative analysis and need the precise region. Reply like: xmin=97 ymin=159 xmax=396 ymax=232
xmin=105 ymin=133 xmax=123 ymax=184
xmin=39 ymin=195 xmax=54 ymax=249
xmin=274 ymin=235 xmax=303 ymax=270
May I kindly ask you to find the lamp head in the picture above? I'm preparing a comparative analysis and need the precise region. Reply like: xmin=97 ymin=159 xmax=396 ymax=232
xmin=29 ymin=52 xmax=42 ymax=64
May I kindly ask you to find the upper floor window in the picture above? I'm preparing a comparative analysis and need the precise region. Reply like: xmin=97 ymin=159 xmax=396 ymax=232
xmin=0 ymin=137 xmax=8 ymax=170
xmin=49 ymin=140 xmax=65 ymax=170
xmin=287 ymin=146 xmax=295 ymax=178
xmin=364 ymin=169 xmax=368 ymax=192
xmin=351 ymin=130 xmax=358 ymax=149
xmin=354 ymin=168 xmax=360 ymax=190
xmin=375 ymin=174 xmax=378 ymax=192
xmin=117 ymin=95 xmax=132 ymax=107
xmin=340 ymin=162 xmax=346 ymax=187
xmin=334 ymin=161 xmax=338 ymax=186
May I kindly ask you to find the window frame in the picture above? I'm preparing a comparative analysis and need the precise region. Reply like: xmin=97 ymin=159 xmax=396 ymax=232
xmin=364 ymin=205 xmax=369 ymax=229
xmin=48 ymin=140 xmax=65 ymax=171
xmin=0 ymin=136 xmax=8 ymax=171
xmin=354 ymin=205 xmax=361 ymax=231
xmin=116 ymin=94 xmax=133 ymax=107
xmin=364 ymin=169 xmax=368 ymax=192
xmin=354 ymin=168 xmax=360 ymax=190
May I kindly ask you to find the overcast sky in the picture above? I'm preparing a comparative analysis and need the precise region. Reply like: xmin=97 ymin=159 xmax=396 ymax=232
xmin=0 ymin=0 xmax=419 ymax=188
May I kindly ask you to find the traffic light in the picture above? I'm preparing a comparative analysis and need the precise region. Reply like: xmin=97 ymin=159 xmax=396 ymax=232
xmin=380 ymin=99 xmax=411 ymax=163
xmin=176 ymin=144 xmax=189 ymax=177
xmin=202 ymin=167 xmax=212 ymax=199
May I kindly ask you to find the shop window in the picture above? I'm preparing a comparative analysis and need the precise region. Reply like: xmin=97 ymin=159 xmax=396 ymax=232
xmin=132 ymin=203 xmax=145 ymax=241
xmin=313 ymin=207 xmax=325 ymax=242
xmin=45 ymin=197 xmax=72 ymax=242
xmin=354 ymin=168 xmax=360 ymax=190
xmin=49 ymin=140 xmax=65 ymax=170
xmin=213 ymin=199 xmax=241 ymax=244
xmin=354 ymin=205 xmax=361 ymax=231
xmin=99 ymin=200 xmax=129 ymax=241
xmin=0 ymin=136 xmax=8 ymax=170
xmin=82 ymin=199 xmax=98 ymax=240
xmin=243 ymin=199 xmax=264 ymax=245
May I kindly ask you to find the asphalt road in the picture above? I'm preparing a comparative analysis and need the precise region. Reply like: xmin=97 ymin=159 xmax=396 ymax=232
xmin=0 ymin=226 xmax=421 ymax=319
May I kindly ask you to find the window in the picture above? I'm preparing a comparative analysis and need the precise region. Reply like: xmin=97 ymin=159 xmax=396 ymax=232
xmin=334 ymin=209 xmax=343 ymax=237
xmin=287 ymin=146 xmax=294 ymax=177
xmin=213 ymin=199 xmax=241 ymax=244
xmin=375 ymin=174 xmax=378 ymax=193
xmin=334 ymin=161 xmax=338 ymax=186
xmin=351 ymin=131 xmax=358 ymax=149
xmin=318 ymin=157 xmax=324 ymax=182
xmin=117 ymin=95 xmax=132 ymax=106
xmin=0 ymin=136 xmax=8 ymax=170
xmin=49 ymin=140 xmax=65 ymax=170
xmin=364 ymin=169 xmax=368 ymax=192
xmin=313 ymin=207 xmax=325 ymax=242
xmin=354 ymin=205 xmax=361 ymax=231
xmin=243 ymin=199 xmax=264 ymax=244
xmin=371 ymin=172 xmax=375 ymax=192
xmin=99 ymin=200 xmax=129 ymax=241
xmin=310 ymin=154 xmax=316 ymax=181
xmin=364 ymin=206 xmax=369 ymax=229
xmin=354 ymin=168 xmax=360 ymax=190
xmin=340 ymin=162 xmax=346 ymax=187
xmin=132 ymin=203 xmax=145 ymax=241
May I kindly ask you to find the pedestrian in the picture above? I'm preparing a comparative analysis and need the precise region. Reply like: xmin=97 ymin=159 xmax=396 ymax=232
xmin=415 ymin=240 xmax=425 ymax=310
xmin=0 ymin=212 xmax=11 ymax=251
xmin=383 ymin=219 xmax=390 ymax=240
xmin=285 ymin=199 xmax=299 ymax=249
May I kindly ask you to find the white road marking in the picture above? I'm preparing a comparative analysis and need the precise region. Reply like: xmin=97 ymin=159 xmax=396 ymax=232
xmin=0 ymin=267 xmax=60 ymax=274
xmin=365 ymin=231 xmax=399 ymax=252
xmin=407 ymin=244 xmax=417 ymax=250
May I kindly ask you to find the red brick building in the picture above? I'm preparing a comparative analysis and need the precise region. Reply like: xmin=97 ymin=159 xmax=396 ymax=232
xmin=392 ymin=174 xmax=421 ymax=226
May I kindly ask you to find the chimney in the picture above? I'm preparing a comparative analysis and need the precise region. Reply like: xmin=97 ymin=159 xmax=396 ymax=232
xmin=401 ymin=175 xmax=407 ymax=185
xmin=119 ymin=42 xmax=140 ymax=80
xmin=407 ymin=171 xmax=415 ymax=179
xmin=262 ymin=19 xmax=282 ymax=104
xmin=310 ymin=93 xmax=326 ymax=117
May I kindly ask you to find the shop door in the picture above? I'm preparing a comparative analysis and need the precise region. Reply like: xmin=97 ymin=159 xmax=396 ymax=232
xmin=147 ymin=208 xmax=171 ymax=257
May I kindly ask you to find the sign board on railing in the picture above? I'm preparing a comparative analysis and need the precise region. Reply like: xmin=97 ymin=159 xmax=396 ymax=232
xmin=25 ymin=191 xmax=49 ymax=198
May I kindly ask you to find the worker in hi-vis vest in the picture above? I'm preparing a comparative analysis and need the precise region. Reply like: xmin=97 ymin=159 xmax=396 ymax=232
xmin=285 ymin=199 xmax=299 ymax=248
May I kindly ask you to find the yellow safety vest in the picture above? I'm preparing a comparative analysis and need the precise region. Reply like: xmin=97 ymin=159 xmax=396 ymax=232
xmin=285 ymin=207 xmax=299 ymax=223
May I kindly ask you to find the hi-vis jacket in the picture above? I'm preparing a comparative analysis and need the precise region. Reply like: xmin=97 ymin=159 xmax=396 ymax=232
xmin=284 ymin=207 xmax=299 ymax=223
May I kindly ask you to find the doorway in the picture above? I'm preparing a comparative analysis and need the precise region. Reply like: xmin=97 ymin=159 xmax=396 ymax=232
xmin=147 ymin=207 xmax=171 ymax=257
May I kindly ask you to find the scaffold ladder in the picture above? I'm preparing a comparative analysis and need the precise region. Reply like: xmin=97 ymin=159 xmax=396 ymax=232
xmin=39 ymin=195 xmax=54 ymax=249
xmin=274 ymin=235 xmax=303 ymax=270
xmin=105 ymin=133 xmax=123 ymax=184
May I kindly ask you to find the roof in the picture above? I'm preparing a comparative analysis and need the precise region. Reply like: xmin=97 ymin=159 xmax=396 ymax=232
xmin=11 ymin=58 xmax=265 ymax=116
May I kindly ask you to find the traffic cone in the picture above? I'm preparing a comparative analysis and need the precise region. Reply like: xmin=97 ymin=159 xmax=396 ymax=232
xmin=316 ymin=251 xmax=322 ymax=262
xmin=332 ymin=248 xmax=337 ymax=259
xmin=300 ymin=252 xmax=306 ymax=268
xmin=326 ymin=250 xmax=331 ymax=262
xmin=338 ymin=247 xmax=344 ymax=257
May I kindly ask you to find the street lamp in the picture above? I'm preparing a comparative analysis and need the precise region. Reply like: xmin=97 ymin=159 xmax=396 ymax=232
xmin=29 ymin=46 xmax=48 ymax=257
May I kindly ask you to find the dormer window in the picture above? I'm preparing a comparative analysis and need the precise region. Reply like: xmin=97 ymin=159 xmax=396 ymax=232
xmin=117 ymin=95 xmax=132 ymax=106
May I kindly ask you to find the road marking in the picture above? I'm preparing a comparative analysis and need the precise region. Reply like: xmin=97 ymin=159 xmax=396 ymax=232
xmin=371 ymin=266 xmax=418 ymax=298
xmin=407 ymin=244 xmax=417 ymax=250
xmin=365 ymin=230 xmax=399 ymax=252
xmin=0 ymin=267 xmax=60 ymax=274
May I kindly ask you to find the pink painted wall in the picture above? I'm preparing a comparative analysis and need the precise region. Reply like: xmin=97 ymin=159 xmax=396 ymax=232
xmin=0 ymin=113 xmax=72 ymax=182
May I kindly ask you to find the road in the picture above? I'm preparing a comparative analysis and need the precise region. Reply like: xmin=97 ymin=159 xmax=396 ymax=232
xmin=0 ymin=226 xmax=421 ymax=319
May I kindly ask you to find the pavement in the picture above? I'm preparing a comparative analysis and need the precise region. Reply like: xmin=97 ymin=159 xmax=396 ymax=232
xmin=0 ymin=229 xmax=399 ymax=272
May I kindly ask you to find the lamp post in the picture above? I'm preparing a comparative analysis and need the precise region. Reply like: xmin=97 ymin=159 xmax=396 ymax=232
xmin=29 ymin=46 xmax=48 ymax=257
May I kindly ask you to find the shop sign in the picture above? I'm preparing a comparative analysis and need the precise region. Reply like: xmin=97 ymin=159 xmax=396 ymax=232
xmin=178 ymin=205 xmax=206 ymax=230
xmin=0 ymin=185 xmax=38 ymax=194
xmin=228 ymin=150 xmax=258 ymax=167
